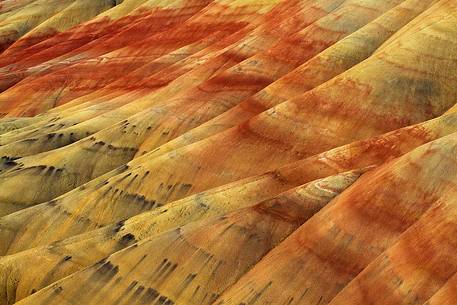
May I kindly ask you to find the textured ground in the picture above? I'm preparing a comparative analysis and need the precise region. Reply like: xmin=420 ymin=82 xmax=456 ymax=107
xmin=0 ymin=0 xmax=456 ymax=304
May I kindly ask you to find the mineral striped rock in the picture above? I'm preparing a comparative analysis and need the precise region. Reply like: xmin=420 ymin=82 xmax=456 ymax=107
xmin=0 ymin=0 xmax=456 ymax=304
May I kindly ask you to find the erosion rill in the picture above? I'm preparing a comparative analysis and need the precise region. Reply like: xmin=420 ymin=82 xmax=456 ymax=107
xmin=0 ymin=1 xmax=456 ymax=305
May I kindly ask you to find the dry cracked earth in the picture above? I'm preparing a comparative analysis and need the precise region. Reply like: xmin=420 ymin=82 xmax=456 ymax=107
xmin=0 ymin=0 xmax=456 ymax=304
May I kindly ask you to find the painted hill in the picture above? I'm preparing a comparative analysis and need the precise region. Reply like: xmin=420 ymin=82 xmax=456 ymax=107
xmin=0 ymin=0 xmax=456 ymax=304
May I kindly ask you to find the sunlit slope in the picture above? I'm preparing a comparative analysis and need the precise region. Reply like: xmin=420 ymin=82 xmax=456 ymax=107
xmin=0 ymin=170 xmax=364 ymax=304
xmin=213 ymin=133 xmax=457 ymax=305
xmin=0 ymin=112 xmax=455 ymax=257
xmin=1 ymin=0 xmax=456 ymax=213
xmin=0 ymin=0 xmax=455 ymax=305
xmin=11 ymin=133 xmax=457 ymax=305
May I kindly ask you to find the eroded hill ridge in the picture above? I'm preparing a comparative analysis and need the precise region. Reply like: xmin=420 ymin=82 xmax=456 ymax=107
xmin=0 ymin=0 xmax=456 ymax=304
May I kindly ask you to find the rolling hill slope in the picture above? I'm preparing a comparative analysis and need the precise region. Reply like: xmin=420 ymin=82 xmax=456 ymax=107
xmin=0 ymin=0 xmax=456 ymax=304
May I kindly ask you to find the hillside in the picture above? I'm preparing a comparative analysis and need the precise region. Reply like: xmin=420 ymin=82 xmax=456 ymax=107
xmin=0 ymin=0 xmax=456 ymax=304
